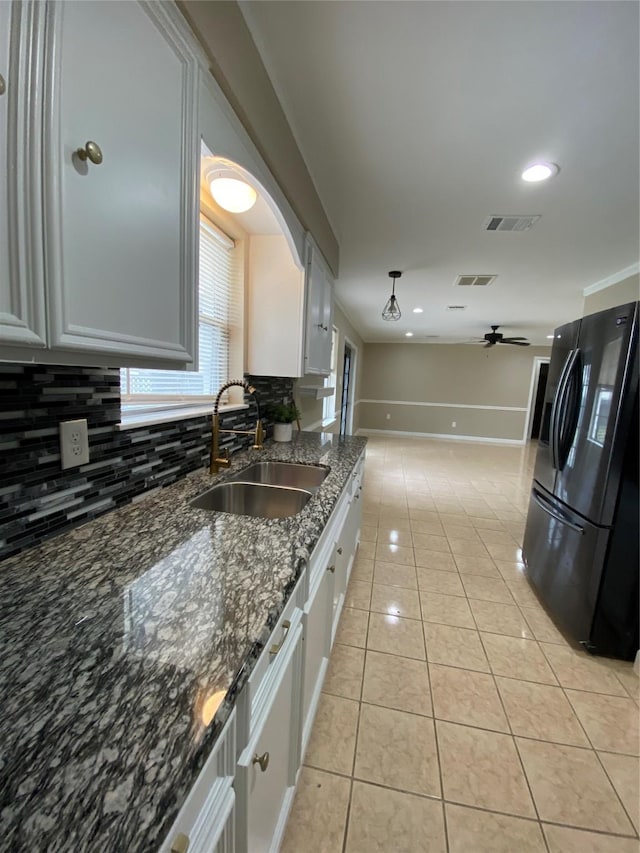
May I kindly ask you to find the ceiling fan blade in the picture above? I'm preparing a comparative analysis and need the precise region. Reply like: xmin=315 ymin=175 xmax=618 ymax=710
xmin=484 ymin=341 xmax=494 ymax=348
xmin=502 ymin=336 xmax=528 ymax=341
xmin=503 ymin=340 xmax=530 ymax=346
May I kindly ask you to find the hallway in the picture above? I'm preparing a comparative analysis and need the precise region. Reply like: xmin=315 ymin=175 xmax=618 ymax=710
xmin=281 ymin=436 xmax=639 ymax=853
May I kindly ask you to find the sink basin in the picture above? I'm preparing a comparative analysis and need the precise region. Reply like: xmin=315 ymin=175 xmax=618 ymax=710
xmin=231 ymin=462 xmax=329 ymax=492
xmin=190 ymin=481 xmax=312 ymax=519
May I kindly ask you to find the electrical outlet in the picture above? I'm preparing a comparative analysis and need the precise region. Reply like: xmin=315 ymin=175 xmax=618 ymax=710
xmin=386 ymin=413 xmax=391 ymax=420
xmin=452 ymin=421 xmax=457 ymax=428
xmin=59 ymin=419 xmax=90 ymax=469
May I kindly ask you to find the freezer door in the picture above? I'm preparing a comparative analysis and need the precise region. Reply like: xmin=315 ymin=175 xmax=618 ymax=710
xmin=555 ymin=303 xmax=638 ymax=525
xmin=522 ymin=486 xmax=609 ymax=644
xmin=533 ymin=320 xmax=580 ymax=494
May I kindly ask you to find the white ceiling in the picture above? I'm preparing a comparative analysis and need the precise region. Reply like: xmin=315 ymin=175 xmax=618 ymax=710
xmin=239 ymin=0 xmax=639 ymax=345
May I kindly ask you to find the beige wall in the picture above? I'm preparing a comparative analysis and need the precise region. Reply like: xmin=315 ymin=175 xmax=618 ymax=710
xmin=294 ymin=302 xmax=365 ymax=434
xmin=178 ymin=1 xmax=339 ymax=276
xmin=583 ymin=274 xmax=639 ymax=316
xmin=359 ymin=342 xmax=551 ymax=442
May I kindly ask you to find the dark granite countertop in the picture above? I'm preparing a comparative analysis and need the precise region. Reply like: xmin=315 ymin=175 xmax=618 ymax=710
xmin=0 ymin=431 xmax=367 ymax=852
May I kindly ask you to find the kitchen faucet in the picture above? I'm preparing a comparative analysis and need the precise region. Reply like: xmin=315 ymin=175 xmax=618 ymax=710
xmin=210 ymin=380 xmax=264 ymax=474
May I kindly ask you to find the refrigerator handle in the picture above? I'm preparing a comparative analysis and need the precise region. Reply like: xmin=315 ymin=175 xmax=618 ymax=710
xmin=557 ymin=348 xmax=582 ymax=471
xmin=532 ymin=488 xmax=585 ymax=535
xmin=550 ymin=350 xmax=575 ymax=470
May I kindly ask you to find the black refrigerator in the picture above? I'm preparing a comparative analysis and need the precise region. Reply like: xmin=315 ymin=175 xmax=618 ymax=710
xmin=522 ymin=301 xmax=639 ymax=660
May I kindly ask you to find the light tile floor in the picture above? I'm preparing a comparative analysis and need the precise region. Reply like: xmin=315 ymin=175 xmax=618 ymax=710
xmin=281 ymin=436 xmax=639 ymax=853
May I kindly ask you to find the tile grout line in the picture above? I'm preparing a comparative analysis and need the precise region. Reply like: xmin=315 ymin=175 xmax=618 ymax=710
xmin=422 ymin=616 xmax=450 ymax=853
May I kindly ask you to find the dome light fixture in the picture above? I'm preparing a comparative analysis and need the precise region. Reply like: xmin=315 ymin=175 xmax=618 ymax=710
xmin=521 ymin=162 xmax=559 ymax=183
xmin=382 ymin=270 xmax=402 ymax=321
xmin=209 ymin=176 xmax=257 ymax=213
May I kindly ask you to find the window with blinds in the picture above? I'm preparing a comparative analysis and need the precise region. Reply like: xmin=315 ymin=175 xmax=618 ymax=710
xmin=120 ymin=215 xmax=240 ymax=410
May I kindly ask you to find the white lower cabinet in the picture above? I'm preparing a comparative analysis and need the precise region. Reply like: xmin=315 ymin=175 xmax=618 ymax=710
xmin=331 ymin=466 xmax=364 ymax=643
xmin=160 ymin=710 xmax=236 ymax=853
xmin=235 ymin=622 xmax=303 ymax=853
xmin=301 ymin=564 xmax=333 ymax=756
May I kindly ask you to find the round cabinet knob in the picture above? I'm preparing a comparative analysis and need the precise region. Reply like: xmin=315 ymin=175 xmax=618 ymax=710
xmin=170 ymin=832 xmax=190 ymax=853
xmin=76 ymin=140 xmax=103 ymax=165
xmin=252 ymin=751 xmax=270 ymax=772
xmin=0 ymin=74 xmax=6 ymax=96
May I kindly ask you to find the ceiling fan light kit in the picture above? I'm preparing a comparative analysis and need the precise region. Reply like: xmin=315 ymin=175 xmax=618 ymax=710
xmin=382 ymin=270 xmax=402 ymax=321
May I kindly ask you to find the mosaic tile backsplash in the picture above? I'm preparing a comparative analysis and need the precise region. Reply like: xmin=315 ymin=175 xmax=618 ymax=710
xmin=0 ymin=365 xmax=293 ymax=560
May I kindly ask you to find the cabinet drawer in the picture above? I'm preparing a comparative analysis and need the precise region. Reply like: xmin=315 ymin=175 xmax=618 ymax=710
xmin=248 ymin=574 xmax=304 ymax=726
xmin=159 ymin=710 xmax=236 ymax=853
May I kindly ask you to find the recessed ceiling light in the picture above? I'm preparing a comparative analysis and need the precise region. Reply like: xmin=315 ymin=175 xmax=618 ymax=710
xmin=412 ymin=307 xmax=423 ymax=314
xmin=405 ymin=332 xmax=414 ymax=337
xmin=546 ymin=335 xmax=555 ymax=339
xmin=522 ymin=162 xmax=559 ymax=182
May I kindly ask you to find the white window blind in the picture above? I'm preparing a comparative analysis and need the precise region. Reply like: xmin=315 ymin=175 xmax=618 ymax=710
xmin=121 ymin=215 xmax=239 ymax=410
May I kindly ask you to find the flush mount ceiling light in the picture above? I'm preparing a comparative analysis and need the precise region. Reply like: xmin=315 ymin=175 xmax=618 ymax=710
xmin=405 ymin=332 xmax=414 ymax=337
xmin=209 ymin=176 xmax=257 ymax=213
xmin=412 ymin=307 xmax=424 ymax=314
xmin=521 ymin=162 xmax=559 ymax=182
xmin=382 ymin=270 xmax=402 ymax=321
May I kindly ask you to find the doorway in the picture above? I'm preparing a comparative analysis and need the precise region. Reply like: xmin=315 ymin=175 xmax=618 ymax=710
xmin=530 ymin=362 xmax=549 ymax=438
xmin=339 ymin=340 xmax=356 ymax=436
xmin=523 ymin=357 xmax=550 ymax=442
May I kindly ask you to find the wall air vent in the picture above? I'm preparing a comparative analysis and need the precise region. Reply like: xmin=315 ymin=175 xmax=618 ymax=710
xmin=455 ymin=274 xmax=497 ymax=287
xmin=484 ymin=215 xmax=541 ymax=232
xmin=446 ymin=305 xmax=467 ymax=311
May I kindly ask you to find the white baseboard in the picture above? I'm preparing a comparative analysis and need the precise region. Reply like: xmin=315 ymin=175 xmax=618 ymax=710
xmin=357 ymin=427 xmax=525 ymax=445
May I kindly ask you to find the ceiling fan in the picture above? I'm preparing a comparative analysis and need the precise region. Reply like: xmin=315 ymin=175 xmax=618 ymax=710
xmin=477 ymin=325 xmax=530 ymax=347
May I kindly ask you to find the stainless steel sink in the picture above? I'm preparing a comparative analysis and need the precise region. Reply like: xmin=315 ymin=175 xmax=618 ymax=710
xmin=190 ymin=481 xmax=312 ymax=518
xmin=231 ymin=461 xmax=329 ymax=492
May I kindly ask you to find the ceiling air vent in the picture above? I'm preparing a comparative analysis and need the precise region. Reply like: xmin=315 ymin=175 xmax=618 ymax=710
xmin=446 ymin=305 xmax=467 ymax=311
xmin=455 ymin=274 xmax=497 ymax=287
xmin=484 ymin=215 xmax=541 ymax=232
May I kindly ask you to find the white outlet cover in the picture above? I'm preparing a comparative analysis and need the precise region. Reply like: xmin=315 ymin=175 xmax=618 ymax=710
xmin=59 ymin=419 xmax=90 ymax=469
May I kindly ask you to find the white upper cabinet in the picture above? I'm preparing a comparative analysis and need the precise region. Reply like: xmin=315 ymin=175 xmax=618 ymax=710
xmin=0 ymin=2 xmax=47 ymax=348
xmin=0 ymin=1 xmax=199 ymax=367
xmin=304 ymin=237 xmax=334 ymax=375
xmin=42 ymin=0 xmax=199 ymax=364
xmin=247 ymin=235 xmax=305 ymax=378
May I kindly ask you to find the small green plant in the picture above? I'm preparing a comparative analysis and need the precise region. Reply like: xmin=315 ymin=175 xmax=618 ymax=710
xmin=267 ymin=402 xmax=300 ymax=424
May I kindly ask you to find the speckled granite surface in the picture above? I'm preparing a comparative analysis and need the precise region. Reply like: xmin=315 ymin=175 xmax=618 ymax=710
xmin=0 ymin=431 xmax=366 ymax=853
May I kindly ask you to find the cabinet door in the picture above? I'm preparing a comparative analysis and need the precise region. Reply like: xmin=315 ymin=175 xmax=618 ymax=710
xmin=301 ymin=565 xmax=333 ymax=754
xmin=247 ymin=235 xmax=305 ymax=378
xmin=43 ymin=1 xmax=198 ymax=365
xmin=304 ymin=245 xmax=333 ymax=375
xmin=236 ymin=625 xmax=303 ymax=853
xmin=159 ymin=711 xmax=236 ymax=853
xmin=0 ymin=1 xmax=47 ymax=347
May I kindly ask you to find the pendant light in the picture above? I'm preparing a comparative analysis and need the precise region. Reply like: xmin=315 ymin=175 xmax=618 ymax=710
xmin=382 ymin=270 xmax=402 ymax=321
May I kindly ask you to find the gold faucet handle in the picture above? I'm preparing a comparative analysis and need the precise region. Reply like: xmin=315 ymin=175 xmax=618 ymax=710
xmin=215 ymin=448 xmax=231 ymax=469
